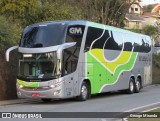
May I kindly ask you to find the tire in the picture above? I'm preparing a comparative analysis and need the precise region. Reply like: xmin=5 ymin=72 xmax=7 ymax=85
xmin=77 ymin=82 xmax=90 ymax=101
xmin=127 ymin=78 xmax=135 ymax=94
xmin=134 ymin=78 xmax=141 ymax=93
xmin=41 ymin=98 xmax=52 ymax=102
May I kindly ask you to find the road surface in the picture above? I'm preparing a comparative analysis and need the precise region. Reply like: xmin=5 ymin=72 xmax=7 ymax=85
xmin=0 ymin=85 xmax=160 ymax=121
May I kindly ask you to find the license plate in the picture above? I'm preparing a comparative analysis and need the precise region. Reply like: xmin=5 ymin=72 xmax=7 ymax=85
xmin=32 ymin=93 xmax=40 ymax=97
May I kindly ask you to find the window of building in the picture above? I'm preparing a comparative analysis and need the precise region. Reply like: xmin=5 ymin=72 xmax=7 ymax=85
xmin=135 ymin=8 xmax=138 ymax=11
xmin=131 ymin=7 xmax=134 ymax=11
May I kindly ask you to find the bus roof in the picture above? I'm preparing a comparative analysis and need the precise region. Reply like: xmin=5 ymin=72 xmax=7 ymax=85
xmin=27 ymin=20 xmax=150 ymax=38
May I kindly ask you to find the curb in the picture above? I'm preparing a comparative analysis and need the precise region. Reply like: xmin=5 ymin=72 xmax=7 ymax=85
xmin=0 ymin=99 xmax=41 ymax=106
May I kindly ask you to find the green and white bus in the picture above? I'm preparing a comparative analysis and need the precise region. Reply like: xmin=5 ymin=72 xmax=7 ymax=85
xmin=6 ymin=20 xmax=152 ymax=101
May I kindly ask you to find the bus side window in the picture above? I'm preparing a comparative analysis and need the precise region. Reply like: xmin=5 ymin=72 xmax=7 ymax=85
xmin=85 ymin=27 xmax=110 ymax=51
xmin=104 ymin=31 xmax=123 ymax=50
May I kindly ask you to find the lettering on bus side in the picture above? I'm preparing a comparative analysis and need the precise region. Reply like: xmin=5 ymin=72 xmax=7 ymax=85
xmin=139 ymin=56 xmax=151 ymax=62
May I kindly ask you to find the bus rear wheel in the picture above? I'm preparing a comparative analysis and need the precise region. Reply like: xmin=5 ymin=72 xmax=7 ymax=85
xmin=77 ymin=82 xmax=89 ymax=101
xmin=134 ymin=78 xmax=141 ymax=93
xmin=127 ymin=78 xmax=135 ymax=94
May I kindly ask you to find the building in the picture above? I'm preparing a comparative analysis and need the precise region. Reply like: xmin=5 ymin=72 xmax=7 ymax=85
xmin=125 ymin=0 xmax=144 ymax=29
xmin=129 ymin=2 xmax=143 ymax=14
xmin=142 ymin=4 xmax=160 ymax=25
xmin=125 ymin=14 xmax=144 ymax=29
xmin=125 ymin=0 xmax=160 ymax=29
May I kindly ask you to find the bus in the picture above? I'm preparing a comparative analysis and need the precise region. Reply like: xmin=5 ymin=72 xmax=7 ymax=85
xmin=6 ymin=20 xmax=152 ymax=102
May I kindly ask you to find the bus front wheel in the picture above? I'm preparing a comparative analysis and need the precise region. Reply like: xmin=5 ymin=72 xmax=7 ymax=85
xmin=77 ymin=82 xmax=89 ymax=101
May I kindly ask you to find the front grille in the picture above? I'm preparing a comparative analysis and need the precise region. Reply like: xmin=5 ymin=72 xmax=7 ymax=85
xmin=21 ymin=86 xmax=52 ymax=91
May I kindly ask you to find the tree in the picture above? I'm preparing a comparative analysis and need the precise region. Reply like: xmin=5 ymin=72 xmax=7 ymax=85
xmin=142 ymin=25 xmax=159 ymax=45
xmin=0 ymin=0 xmax=39 ymax=25
xmin=0 ymin=0 xmax=82 ymax=27
xmin=0 ymin=15 xmax=22 ymax=50
xmin=79 ymin=0 xmax=130 ymax=27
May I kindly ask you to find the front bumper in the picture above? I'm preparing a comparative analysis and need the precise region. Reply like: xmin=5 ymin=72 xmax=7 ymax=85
xmin=16 ymin=80 xmax=65 ymax=99
xmin=17 ymin=88 xmax=63 ymax=99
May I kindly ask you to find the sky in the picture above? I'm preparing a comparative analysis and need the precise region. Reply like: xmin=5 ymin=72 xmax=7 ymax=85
xmin=140 ymin=0 xmax=160 ymax=5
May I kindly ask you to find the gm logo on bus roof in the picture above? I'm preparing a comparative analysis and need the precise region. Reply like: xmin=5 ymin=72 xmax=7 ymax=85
xmin=69 ymin=27 xmax=82 ymax=35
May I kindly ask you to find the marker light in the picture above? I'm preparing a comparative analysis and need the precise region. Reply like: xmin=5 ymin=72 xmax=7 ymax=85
xmin=23 ymin=54 xmax=32 ymax=57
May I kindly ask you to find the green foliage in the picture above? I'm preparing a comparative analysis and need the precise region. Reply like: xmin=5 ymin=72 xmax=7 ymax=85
xmin=143 ymin=5 xmax=154 ymax=13
xmin=33 ymin=2 xmax=81 ymax=23
xmin=0 ymin=0 xmax=82 ymax=27
xmin=142 ymin=25 xmax=159 ymax=44
xmin=0 ymin=16 xmax=22 ymax=50
xmin=130 ymin=29 xmax=142 ymax=33
xmin=143 ymin=25 xmax=158 ymax=36
xmin=0 ymin=0 xmax=42 ymax=27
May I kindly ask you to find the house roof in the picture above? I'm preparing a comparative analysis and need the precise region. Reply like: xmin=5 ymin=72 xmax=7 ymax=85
xmin=152 ymin=4 xmax=160 ymax=13
xmin=125 ymin=14 xmax=144 ymax=21
xmin=129 ymin=2 xmax=143 ymax=8
xmin=141 ymin=12 xmax=160 ymax=18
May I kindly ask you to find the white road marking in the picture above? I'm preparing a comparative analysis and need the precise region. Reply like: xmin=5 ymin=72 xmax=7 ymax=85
xmin=142 ymin=106 xmax=160 ymax=112
xmin=124 ymin=102 xmax=160 ymax=112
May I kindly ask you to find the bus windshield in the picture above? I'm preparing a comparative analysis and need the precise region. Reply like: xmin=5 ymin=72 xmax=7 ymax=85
xmin=18 ymin=52 xmax=58 ymax=80
xmin=20 ymin=23 xmax=67 ymax=48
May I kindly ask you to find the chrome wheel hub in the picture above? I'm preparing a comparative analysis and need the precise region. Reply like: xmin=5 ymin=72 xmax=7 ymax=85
xmin=130 ymin=81 xmax=134 ymax=92
xmin=81 ymin=85 xmax=88 ymax=99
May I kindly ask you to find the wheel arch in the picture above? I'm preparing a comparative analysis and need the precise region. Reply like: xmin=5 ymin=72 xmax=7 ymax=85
xmin=79 ymin=78 xmax=91 ymax=97
xmin=130 ymin=75 xmax=135 ymax=83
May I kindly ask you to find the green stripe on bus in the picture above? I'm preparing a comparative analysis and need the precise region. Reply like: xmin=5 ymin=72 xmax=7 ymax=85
xmin=86 ymin=51 xmax=138 ymax=94
xmin=17 ymin=79 xmax=39 ymax=87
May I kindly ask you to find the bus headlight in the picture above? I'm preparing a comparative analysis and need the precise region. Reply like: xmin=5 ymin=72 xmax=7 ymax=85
xmin=50 ymin=83 xmax=61 ymax=88
xmin=50 ymin=85 xmax=54 ymax=88
xmin=54 ymin=89 xmax=61 ymax=96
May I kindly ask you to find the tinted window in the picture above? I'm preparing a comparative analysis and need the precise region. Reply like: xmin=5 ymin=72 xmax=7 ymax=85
xmin=85 ymin=27 xmax=110 ymax=51
xmin=66 ymin=25 xmax=85 ymax=47
xmin=20 ymin=23 xmax=67 ymax=48
xmin=133 ymin=36 xmax=151 ymax=53
xmin=85 ymin=27 xmax=122 ymax=51
xmin=62 ymin=46 xmax=79 ymax=75
xmin=85 ymin=27 xmax=151 ymax=53
xmin=104 ymin=31 xmax=122 ymax=50
xmin=123 ymin=34 xmax=134 ymax=51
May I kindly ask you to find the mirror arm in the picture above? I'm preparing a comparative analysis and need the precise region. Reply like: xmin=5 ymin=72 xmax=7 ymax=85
xmin=5 ymin=45 xmax=18 ymax=62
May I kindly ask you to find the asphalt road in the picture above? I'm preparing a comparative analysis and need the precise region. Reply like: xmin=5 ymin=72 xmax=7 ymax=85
xmin=0 ymin=85 xmax=160 ymax=121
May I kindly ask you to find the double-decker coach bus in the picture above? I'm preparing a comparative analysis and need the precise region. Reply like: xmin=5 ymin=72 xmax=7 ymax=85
xmin=6 ymin=20 xmax=152 ymax=102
